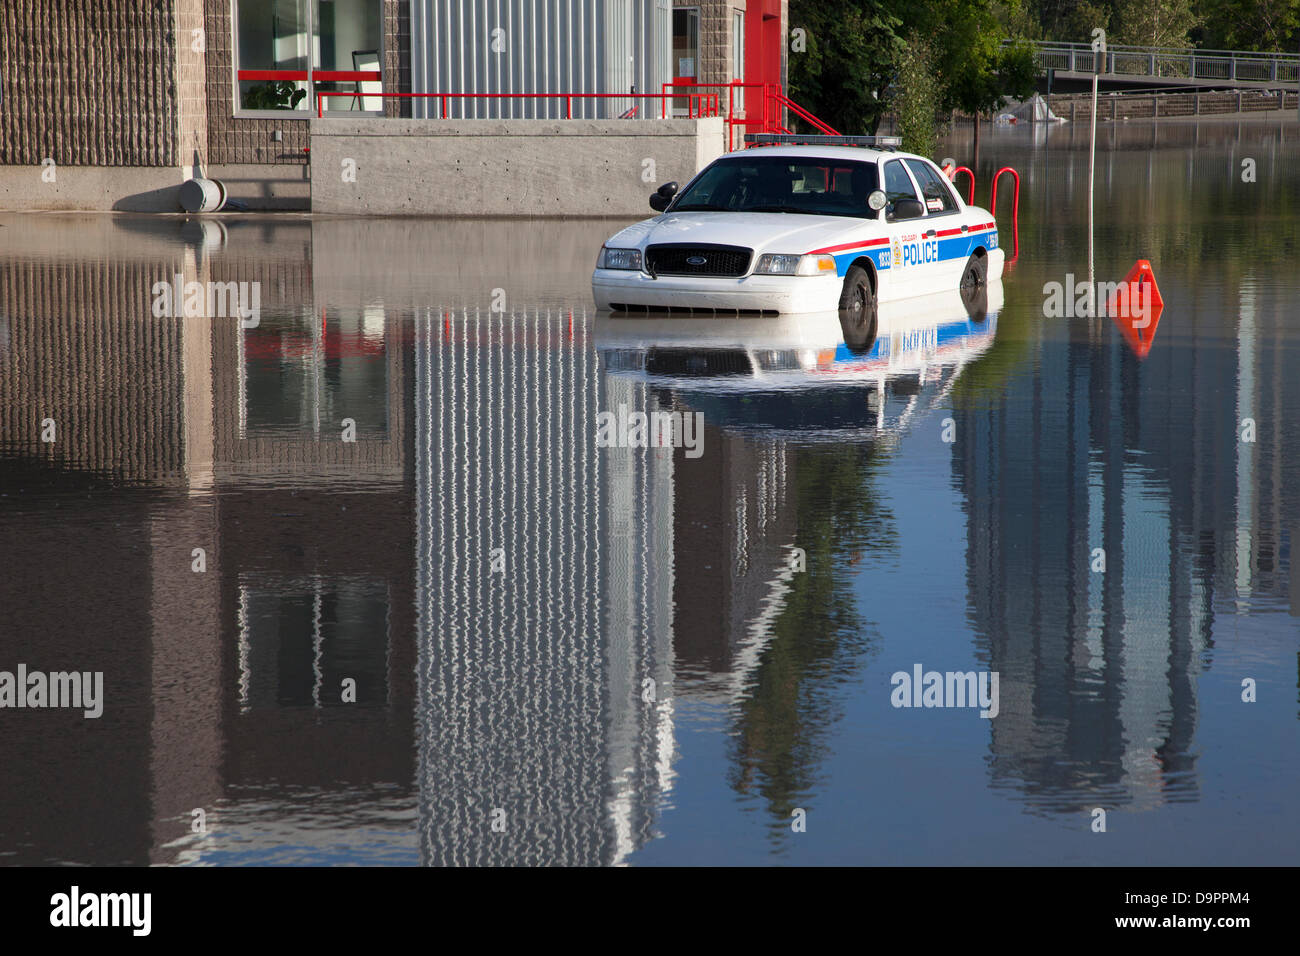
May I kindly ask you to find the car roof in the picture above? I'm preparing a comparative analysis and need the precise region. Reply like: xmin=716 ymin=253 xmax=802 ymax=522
xmin=717 ymin=145 xmax=934 ymax=165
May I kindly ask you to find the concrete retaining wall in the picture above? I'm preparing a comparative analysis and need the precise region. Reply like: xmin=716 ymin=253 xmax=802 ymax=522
xmin=0 ymin=166 xmax=189 ymax=212
xmin=0 ymin=164 xmax=310 ymax=212
xmin=309 ymin=118 xmax=726 ymax=216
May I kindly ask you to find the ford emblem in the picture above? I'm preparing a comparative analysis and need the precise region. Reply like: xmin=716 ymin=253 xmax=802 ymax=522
xmin=686 ymin=255 xmax=707 ymax=265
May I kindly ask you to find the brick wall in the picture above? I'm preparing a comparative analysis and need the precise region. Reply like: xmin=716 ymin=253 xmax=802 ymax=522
xmin=0 ymin=1 xmax=180 ymax=166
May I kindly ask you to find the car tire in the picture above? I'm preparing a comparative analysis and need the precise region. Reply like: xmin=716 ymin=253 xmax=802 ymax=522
xmin=959 ymin=252 xmax=989 ymax=322
xmin=838 ymin=264 xmax=878 ymax=354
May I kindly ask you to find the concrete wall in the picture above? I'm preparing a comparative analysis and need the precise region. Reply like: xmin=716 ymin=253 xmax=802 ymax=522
xmin=309 ymin=117 xmax=725 ymax=216
xmin=0 ymin=164 xmax=310 ymax=213
xmin=0 ymin=167 xmax=190 ymax=213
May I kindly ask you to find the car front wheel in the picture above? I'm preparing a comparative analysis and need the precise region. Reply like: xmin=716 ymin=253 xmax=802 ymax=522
xmin=837 ymin=264 xmax=878 ymax=354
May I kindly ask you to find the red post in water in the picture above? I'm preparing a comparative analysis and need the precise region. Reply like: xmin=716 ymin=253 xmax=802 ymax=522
xmin=950 ymin=166 xmax=975 ymax=204
xmin=990 ymin=167 xmax=1021 ymax=262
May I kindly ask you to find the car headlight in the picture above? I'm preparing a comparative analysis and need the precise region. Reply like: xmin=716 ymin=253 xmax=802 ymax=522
xmin=754 ymin=253 xmax=802 ymax=275
xmin=753 ymin=253 xmax=838 ymax=276
xmin=599 ymin=247 xmax=643 ymax=270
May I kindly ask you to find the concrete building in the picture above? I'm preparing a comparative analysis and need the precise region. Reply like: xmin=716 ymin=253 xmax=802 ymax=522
xmin=0 ymin=0 xmax=787 ymax=212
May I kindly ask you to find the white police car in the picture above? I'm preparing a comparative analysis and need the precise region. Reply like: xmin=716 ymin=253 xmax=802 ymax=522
xmin=592 ymin=135 xmax=1003 ymax=340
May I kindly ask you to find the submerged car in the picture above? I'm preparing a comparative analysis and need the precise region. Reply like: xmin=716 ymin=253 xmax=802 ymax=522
xmin=592 ymin=136 xmax=1003 ymax=340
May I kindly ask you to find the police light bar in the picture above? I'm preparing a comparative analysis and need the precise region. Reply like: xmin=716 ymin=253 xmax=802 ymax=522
xmin=744 ymin=133 xmax=903 ymax=149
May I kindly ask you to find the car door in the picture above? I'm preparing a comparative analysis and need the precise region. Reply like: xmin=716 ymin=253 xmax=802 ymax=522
xmin=904 ymin=158 xmax=971 ymax=290
xmin=881 ymin=158 xmax=941 ymax=297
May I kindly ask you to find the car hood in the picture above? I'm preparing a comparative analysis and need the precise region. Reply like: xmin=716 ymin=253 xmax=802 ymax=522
xmin=603 ymin=212 xmax=881 ymax=255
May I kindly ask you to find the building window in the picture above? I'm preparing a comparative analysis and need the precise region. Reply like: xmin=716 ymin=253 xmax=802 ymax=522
xmin=671 ymin=7 xmax=700 ymax=116
xmin=233 ymin=0 xmax=383 ymax=116
xmin=732 ymin=10 xmax=745 ymax=112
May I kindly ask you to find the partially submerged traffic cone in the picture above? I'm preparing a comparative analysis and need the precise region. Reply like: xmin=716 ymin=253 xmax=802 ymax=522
xmin=1107 ymin=259 xmax=1164 ymax=359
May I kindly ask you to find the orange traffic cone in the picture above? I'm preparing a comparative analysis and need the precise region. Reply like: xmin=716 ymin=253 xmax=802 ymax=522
xmin=1107 ymin=260 xmax=1163 ymax=359
xmin=1106 ymin=260 xmax=1163 ymax=319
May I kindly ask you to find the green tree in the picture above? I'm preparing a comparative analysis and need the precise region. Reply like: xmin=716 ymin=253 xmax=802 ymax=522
xmin=893 ymin=35 xmax=942 ymax=155
xmin=1197 ymin=0 xmax=1300 ymax=50
xmin=1111 ymin=0 xmax=1202 ymax=46
xmin=790 ymin=0 xmax=1037 ymax=137
xmin=1032 ymin=0 xmax=1118 ymax=41
xmin=899 ymin=0 xmax=1039 ymax=117
xmin=788 ymin=0 xmax=906 ymax=134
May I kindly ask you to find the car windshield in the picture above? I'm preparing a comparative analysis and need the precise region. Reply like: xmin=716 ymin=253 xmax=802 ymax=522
xmin=671 ymin=155 xmax=880 ymax=218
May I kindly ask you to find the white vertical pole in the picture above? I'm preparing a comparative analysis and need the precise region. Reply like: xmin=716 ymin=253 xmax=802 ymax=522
xmin=1088 ymin=68 xmax=1098 ymax=314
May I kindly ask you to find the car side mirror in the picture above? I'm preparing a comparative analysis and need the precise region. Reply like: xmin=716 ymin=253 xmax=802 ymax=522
xmin=891 ymin=198 xmax=925 ymax=220
xmin=657 ymin=181 xmax=678 ymax=198
xmin=649 ymin=193 xmax=670 ymax=212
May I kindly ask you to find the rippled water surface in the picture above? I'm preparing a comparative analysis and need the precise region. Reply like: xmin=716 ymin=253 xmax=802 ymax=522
xmin=1 ymin=119 xmax=1297 ymax=865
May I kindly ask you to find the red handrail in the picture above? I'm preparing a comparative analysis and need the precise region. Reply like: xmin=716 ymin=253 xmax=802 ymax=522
xmin=661 ymin=80 xmax=838 ymax=150
xmin=769 ymin=90 xmax=839 ymax=135
xmin=990 ymin=167 xmax=1021 ymax=264
xmin=950 ymin=166 xmax=975 ymax=204
xmin=239 ymin=69 xmax=380 ymax=82
xmin=314 ymin=91 xmax=719 ymax=119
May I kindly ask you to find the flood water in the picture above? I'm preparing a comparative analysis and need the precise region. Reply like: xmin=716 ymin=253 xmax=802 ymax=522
xmin=1 ymin=119 xmax=1297 ymax=866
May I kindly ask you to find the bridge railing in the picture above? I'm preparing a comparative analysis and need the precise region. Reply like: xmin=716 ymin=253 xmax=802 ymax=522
xmin=1016 ymin=39 xmax=1300 ymax=85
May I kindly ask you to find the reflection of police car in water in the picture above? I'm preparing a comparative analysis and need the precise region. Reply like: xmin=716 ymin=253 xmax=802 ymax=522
xmin=593 ymin=135 xmax=1002 ymax=335
xmin=594 ymin=284 xmax=1000 ymax=441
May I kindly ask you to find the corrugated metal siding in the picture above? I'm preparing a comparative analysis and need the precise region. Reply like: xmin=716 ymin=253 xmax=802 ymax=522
xmin=0 ymin=0 xmax=178 ymax=166
xmin=410 ymin=0 xmax=667 ymax=119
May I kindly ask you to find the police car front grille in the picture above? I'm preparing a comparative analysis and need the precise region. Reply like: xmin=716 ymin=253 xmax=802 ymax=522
xmin=645 ymin=244 xmax=752 ymax=277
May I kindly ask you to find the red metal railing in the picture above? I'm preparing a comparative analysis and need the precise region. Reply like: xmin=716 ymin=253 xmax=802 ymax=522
xmin=947 ymin=165 xmax=975 ymax=204
xmin=661 ymin=80 xmax=838 ymax=150
xmin=238 ymin=69 xmax=381 ymax=83
xmin=990 ymin=167 xmax=1021 ymax=264
xmin=314 ymin=90 xmax=719 ymax=119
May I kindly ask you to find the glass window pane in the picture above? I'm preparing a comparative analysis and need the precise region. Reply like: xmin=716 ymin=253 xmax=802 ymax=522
xmin=905 ymin=159 xmax=958 ymax=213
xmin=884 ymin=160 xmax=919 ymax=203
xmin=732 ymin=12 xmax=745 ymax=111
xmin=671 ymin=8 xmax=700 ymax=116
xmin=236 ymin=0 xmax=310 ymax=111
xmin=673 ymin=156 xmax=879 ymax=217
xmin=314 ymin=0 xmax=384 ymax=113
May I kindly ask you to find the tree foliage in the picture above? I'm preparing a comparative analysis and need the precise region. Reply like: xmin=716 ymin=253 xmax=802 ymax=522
xmin=787 ymin=2 xmax=906 ymax=134
xmin=789 ymin=0 xmax=1038 ymax=137
xmin=1111 ymin=0 xmax=1203 ymax=46
xmin=788 ymin=0 xmax=1300 ymax=140
xmin=893 ymin=35 xmax=942 ymax=155
xmin=1196 ymin=0 xmax=1300 ymax=50
xmin=1026 ymin=0 xmax=1298 ymax=48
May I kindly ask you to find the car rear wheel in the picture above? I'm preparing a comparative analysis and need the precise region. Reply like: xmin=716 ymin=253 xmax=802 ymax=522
xmin=958 ymin=252 xmax=989 ymax=322
xmin=838 ymin=264 xmax=878 ymax=354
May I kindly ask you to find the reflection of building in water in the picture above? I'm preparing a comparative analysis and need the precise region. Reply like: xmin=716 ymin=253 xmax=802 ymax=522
xmin=414 ymin=308 xmax=678 ymax=866
xmin=0 ymin=218 xmax=418 ymax=864
xmin=952 ymin=278 xmax=1299 ymax=813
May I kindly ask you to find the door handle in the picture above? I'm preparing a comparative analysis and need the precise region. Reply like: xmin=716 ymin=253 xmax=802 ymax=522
xmin=960 ymin=225 xmax=970 ymax=233
xmin=924 ymin=229 xmax=936 ymax=238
